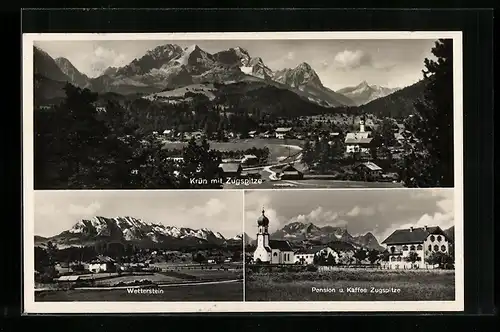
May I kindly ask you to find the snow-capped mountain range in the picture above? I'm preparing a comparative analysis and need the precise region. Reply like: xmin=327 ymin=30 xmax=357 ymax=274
xmin=337 ymin=81 xmax=399 ymax=106
xmin=35 ymin=216 xmax=242 ymax=249
xmin=34 ymin=43 xmax=401 ymax=109
xmin=269 ymin=221 xmax=385 ymax=251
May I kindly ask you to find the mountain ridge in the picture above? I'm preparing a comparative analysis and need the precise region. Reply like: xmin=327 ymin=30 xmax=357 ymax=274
xmin=36 ymin=43 xmax=355 ymax=108
xmin=269 ymin=221 xmax=385 ymax=251
xmin=337 ymin=81 xmax=399 ymax=106
xmin=35 ymin=216 xmax=241 ymax=249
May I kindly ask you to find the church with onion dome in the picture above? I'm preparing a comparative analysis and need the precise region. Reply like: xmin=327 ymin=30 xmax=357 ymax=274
xmin=253 ymin=208 xmax=295 ymax=264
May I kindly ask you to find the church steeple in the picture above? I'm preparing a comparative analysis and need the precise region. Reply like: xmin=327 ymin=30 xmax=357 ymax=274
xmin=257 ymin=207 xmax=269 ymax=227
xmin=359 ymin=115 xmax=366 ymax=133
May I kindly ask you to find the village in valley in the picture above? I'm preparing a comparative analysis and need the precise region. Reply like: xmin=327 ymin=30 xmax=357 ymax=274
xmin=154 ymin=113 xmax=406 ymax=189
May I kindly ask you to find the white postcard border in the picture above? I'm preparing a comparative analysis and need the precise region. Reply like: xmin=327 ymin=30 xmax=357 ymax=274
xmin=22 ymin=31 xmax=464 ymax=313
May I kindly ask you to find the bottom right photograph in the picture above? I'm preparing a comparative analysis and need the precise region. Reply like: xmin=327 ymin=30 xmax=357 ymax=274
xmin=244 ymin=189 xmax=458 ymax=302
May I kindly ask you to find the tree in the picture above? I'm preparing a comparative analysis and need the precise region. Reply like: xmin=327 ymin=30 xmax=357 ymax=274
xmin=425 ymin=252 xmax=454 ymax=269
xmin=132 ymin=135 xmax=179 ymax=189
xmin=302 ymin=140 xmax=315 ymax=166
xmin=179 ymin=138 xmax=222 ymax=189
xmin=368 ymin=249 xmax=380 ymax=264
xmin=46 ymin=241 xmax=58 ymax=266
xmin=325 ymin=253 xmax=337 ymax=266
xmin=399 ymin=39 xmax=454 ymax=187
xmin=232 ymin=251 xmax=242 ymax=262
xmin=353 ymin=249 xmax=367 ymax=264
xmin=312 ymin=254 xmax=320 ymax=265
xmin=192 ymin=252 xmax=206 ymax=265
xmin=406 ymin=251 xmax=420 ymax=264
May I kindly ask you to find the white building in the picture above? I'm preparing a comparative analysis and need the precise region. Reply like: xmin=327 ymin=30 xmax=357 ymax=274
xmin=345 ymin=118 xmax=373 ymax=153
xmin=88 ymin=255 xmax=116 ymax=273
xmin=381 ymin=226 xmax=452 ymax=269
xmin=275 ymin=127 xmax=293 ymax=139
xmin=294 ymin=246 xmax=340 ymax=265
xmin=253 ymin=209 xmax=295 ymax=264
xmin=241 ymin=154 xmax=259 ymax=166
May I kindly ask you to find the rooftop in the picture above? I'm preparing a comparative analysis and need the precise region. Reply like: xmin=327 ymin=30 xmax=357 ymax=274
xmin=356 ymin=161 xmax=383 ymax=171
xmin=269 ymin=240 xmax=293 ymax=251
xmin=219 ymin=162 xmax=242 ymax=173
xmin=275 ymin=127 xmax=293 ymax=132
xmin=382 ymin=226 xmax=449 ymax=245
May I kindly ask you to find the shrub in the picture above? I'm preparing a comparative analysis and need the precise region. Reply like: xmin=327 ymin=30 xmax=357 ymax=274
xmin=306 ymin=265 xmax=318 ymax=272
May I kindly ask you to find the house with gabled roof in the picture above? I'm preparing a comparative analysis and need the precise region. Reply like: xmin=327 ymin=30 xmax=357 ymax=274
xmin=294 ymin=246 xmax=339 ymax=265
xmin=278 ymin=164 xmax=304 ymax=180
xmin=381 ymin=226 xmax=452 ymax=269
xmin=275 ymin=127 xmax=293 ymax=139
xmin=354 ymin=161 xmax=383 ymax=181
xmin=88 ymin=255 xmax=116 ymax=273
xmin=218 ymin=162 xmax=242 ymax=178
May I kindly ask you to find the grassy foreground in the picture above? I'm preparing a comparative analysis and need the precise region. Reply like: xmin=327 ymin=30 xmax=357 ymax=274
xmin=245 ymin=269 xmax=455 ymax=301
xmin=35 ymin=280 xmax=243 ymax=302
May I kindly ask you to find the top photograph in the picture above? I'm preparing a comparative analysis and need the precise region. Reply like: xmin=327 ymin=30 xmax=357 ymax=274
xmin=24 ymin=32 xmax=462 ymax=190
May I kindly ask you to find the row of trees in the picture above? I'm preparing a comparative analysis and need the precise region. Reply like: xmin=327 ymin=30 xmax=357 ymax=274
xmin=311 ymin=248 xmax=381 ymax=266
xmin=34 ymin=85 xmax=224 ymax=189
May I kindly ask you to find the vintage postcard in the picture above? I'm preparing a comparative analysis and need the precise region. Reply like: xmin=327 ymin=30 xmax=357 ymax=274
xmin=24 ymin=31 xmax=461 ymax=190
xmin=23 ymin=31 xmax=463 ymax=313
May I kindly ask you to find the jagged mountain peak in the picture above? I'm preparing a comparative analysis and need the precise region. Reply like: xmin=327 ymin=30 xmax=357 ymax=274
xmin=337 ymin=81 xmax=399 ymax=106
xmin=296 ymin=62 xmax=313 ymax=71
xmin=357 ymin=80 xmax=370 ymax=88
xmin=184 ymin=44 xmax=201 ymax=51
xmin=233 ymin=46 xmax=249 ymax=53
xmin=270 ymin=221 xmax=384 ymax=251
xmin=273 ymin=61 xmax=323 ymax=89
xmin=43 ymin=215 xmax=233 ymax=248
xmin=53 ymin=56 xmax=90 ymax=88
xmin=145 ymin=44 xmax=183 ymax=60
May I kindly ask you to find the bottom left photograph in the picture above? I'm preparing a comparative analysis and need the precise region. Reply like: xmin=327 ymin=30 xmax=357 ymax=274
xmin=29 ymin=190 xmax=244 ymax=302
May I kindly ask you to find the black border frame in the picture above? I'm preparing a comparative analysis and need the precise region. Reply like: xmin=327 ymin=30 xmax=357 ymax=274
xmin=6 ymin=7 xmax=495 ymax=324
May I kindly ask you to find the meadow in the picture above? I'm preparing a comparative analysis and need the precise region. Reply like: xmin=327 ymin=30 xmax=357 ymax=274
xmin=223 ymin=179 xmax=404 ymax=189
xmin=35 ymin=280 xmax=243 ymax=302
xmin=163 ymin=138 xmax=303 ymax=163
xmin=245 ymin=269 xmax=455 ymax=301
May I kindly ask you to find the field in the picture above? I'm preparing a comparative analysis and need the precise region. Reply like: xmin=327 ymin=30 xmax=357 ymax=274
xmin=163 ymin=138 xmax=304 ymax=163
xmin=35 ymin=264 xmax=243 ymax=301
xmin=35 ymin=280 xmax=243 ymax=302
xmin=223 ymin=179 xmax=404 ymax=189
xmin=94 ymin=273 xmax=182 ymax=286
xmin=245 ymin=269 xmax=455 ymax=301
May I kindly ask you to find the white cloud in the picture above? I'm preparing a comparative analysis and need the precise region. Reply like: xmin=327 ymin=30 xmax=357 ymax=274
xmin=333 ymin=49 xmax=373 ymax=70
xmin=289 ymin=206 xmax=339 ymax=226
xmin=372 ymin=205 xmax=454 ymax=245
xmin=201 ymin=198 xmax=227 ymax=217
xmin=346 ymin=205 xmax=377 ymax=217
xmin=67 ymin=202 xmax=101 ymax=215
xmin=83 ymin=46 xmax=128 ymax=77
xmin=437 ymin=199 xmax=453 ymax=214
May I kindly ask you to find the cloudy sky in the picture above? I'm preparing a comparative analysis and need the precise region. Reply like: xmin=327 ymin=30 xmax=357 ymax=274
xmin=244 ymin=189 xmax=455 ymax=243
xmin=34 ymin=191 xmax=243 ymax=238
xmin=34 ymin=39 xmax=438 ymax=90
